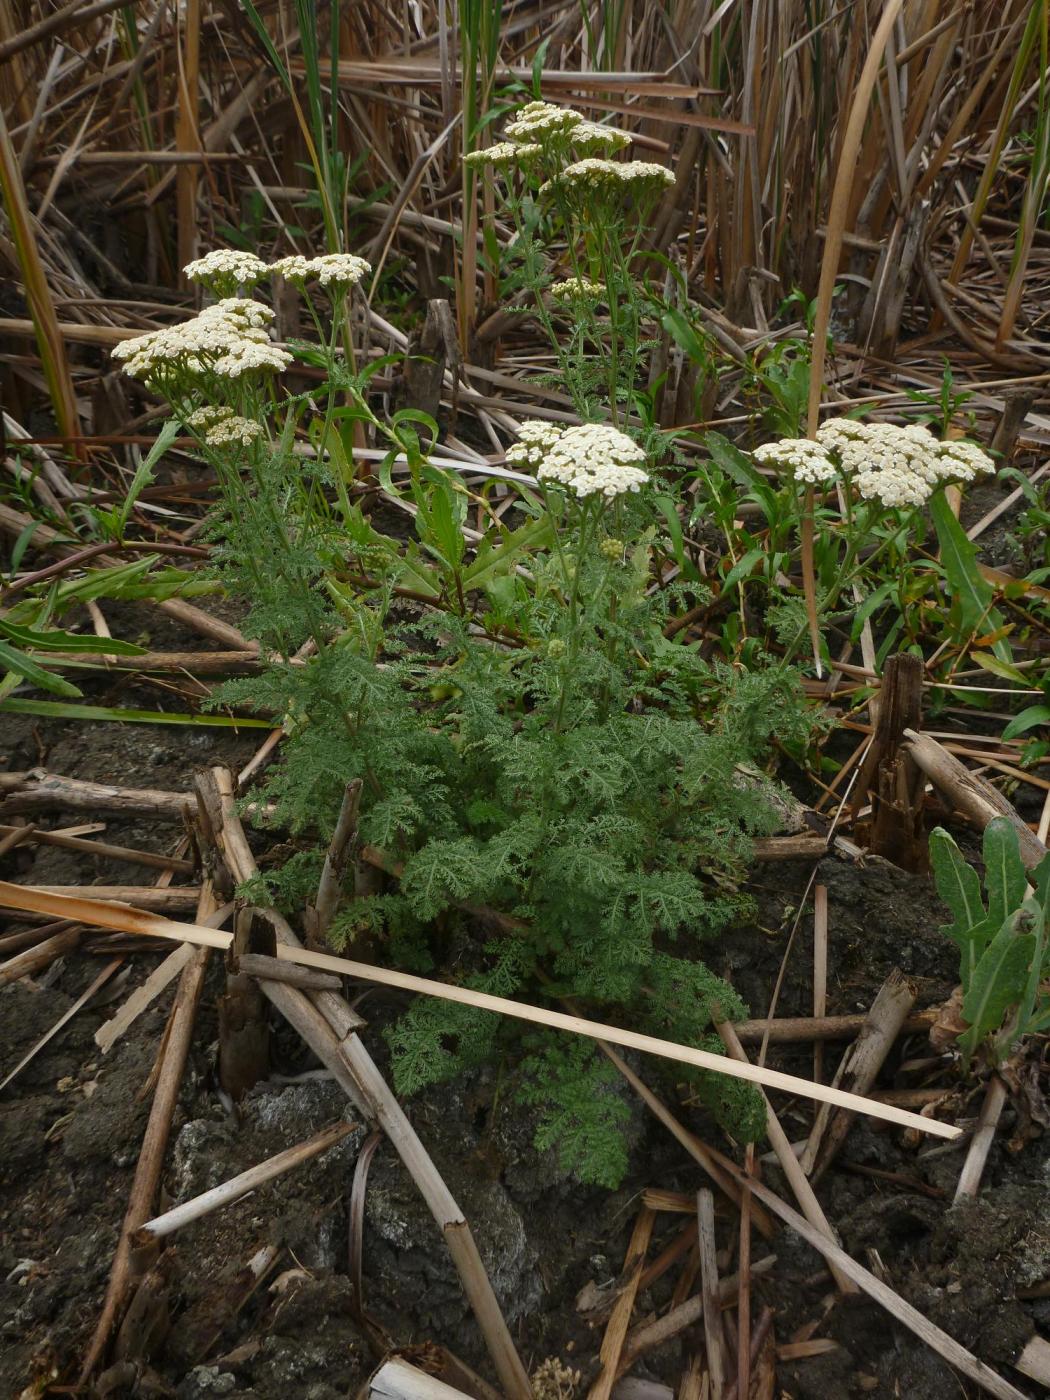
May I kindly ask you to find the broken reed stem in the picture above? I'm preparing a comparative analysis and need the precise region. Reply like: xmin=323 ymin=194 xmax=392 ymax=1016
xmin=714 ymin=1021 xmax=857 ymax=1295
xmin=800 ymin=967 xmax=917 ymax=1182
xmin=590 ymin=1208 xmax=656 ymax=1400
xmin=696 ymin=1189 xmax=726 ymax=1400
xmin=79 ymin=883 xmax=217 ymax=1384
xmin=0 ymin=924 xmax=81 ymax=984
xmin=735 ymin=1008 xmax=937 ymax=1044
xmin=136 ymin=1121 xmax=355 ymax=1241
xmin=0 ymin=877 xmax=962 ymax=1143
xmin=0 ymin=822 xmax=196 ymax=874
xmin=723 ymin=1305 xmax=773 ymax=1400
xmin=309 ymin=777 xmax=363 ymax=941
xmin=903 ymin=729 xmax=1048 ymax=870
xmin=954 ymin=1074 xmax=1008 ymax=1204
xmin=621 ymin=1257 xmax=777 ymax=1367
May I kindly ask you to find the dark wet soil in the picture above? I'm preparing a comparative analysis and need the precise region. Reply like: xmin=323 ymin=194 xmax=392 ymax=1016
xmin=2 ymin=608 xmax=1048 ymax=1399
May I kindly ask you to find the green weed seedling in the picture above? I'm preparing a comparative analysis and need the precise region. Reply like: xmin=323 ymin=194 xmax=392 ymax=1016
xmin=930 ymin=818 xmax=1050 ymax=1065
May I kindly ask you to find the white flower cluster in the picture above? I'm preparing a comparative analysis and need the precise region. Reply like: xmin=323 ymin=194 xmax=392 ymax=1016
xmin=572 ymin=120 xmax=631 ymax=154
xmin=753 ymin=417 xmax=996 ymax=508
xmin=268 ymin=252 xmax=372 ymax=289
xmin=464 ymin=141 xmax=541 ymax=170
xmin=183 ymin=249 xmax=267 ymax=294
xmin=542 ymin=158 xmax=674 ymax=199
xmin=113 ymin=298 xmax=291 ymax=385
xmin=753 ymin=438 xmax=837 ymax=484
xmin=185 ymin=404 xmax=234 ymax=430
xmin=508 ymin=421 xmax=649 ymax=499
xmin=550 ymin=277 xmax=604 ymax=302
xmin=505 ymin=101 xmax=585 ymax=143
xmin=203 ymin=414 xmax=263 ymax=447
xmin=505 ymin=419 xmax=565 ymax=472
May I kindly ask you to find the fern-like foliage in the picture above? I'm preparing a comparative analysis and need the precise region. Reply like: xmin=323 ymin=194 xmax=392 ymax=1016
xmin=208 ymin=453 xmax=811 ymax=1186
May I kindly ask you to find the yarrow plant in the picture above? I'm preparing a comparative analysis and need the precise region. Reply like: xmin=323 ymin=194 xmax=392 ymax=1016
xmin=108 ymin=108 xmax=808 ymax=1185
xmin=465 ymin=100 xmax=673 ymax=422
xmin=693 ymin=411 xmax=999 ymax=674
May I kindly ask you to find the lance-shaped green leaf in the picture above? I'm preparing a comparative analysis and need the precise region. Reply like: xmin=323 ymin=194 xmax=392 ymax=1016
xmin=982 ymin=818 xmax=1028 ymax=929
xmin=930 ymin=825 xmax=986 ymax=939
xmin=960 ymin=903 xmax=1039 ymax=1060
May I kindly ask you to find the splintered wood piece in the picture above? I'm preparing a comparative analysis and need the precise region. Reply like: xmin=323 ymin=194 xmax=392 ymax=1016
xmin=95 ymin=945 xmax=194 ymax=1053
xmin=135 ymin=1121 xmax=355 ymax=1241
xmin=902 ymin=730 xmax=1048 ymax=870
xmin=1015 ymin=1335 xmax=1050 ymax=1390
xmin=723 ymin=1306 xmax=773 ymax=1400
xmin=867 ymin=653 xmax=926 ymax=870
xmin=307 ymin=777 xmax=363 ymax=944
xmin=235 ymin=951 xmax=342 ymax=992
xmin=590 ymin=1208 xmax=656 ymax=1400
xmin=801 ymin=968 xmax=918 ymax=1181
xmin=0 ymin=878 xmax=963 ymax=1144
xmin=620 ymin=1258 xmax=777 ymax=1369
xmin=735 ymin=1009 xmax=937 ymax=1044
xmin=954 ymin=1075 xmax=1008 ymax=1203
xmin=722 ymin=1166 xmax=1028 ymax=1400
xmin=715 ymin=1022 xmax=857 ymax=1295
xmin=696 ymin=1190 xmax=726 ymax=1399
xmin=0 ymin=769 xmax=192 ymax=821
xmin=369 ymin=1358 xmax=473 ymax=1399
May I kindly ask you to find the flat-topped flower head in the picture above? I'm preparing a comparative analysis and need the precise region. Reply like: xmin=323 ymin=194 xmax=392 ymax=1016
xmin=185 ymin=404 xmax=234 ymax=431
xmin=753 ymin=438 xmax=837 ymax=485
xmin=537 ymin=423 xmax=649 ymax=500
xmin=269 ymin=255 xmax=314 ymax=284
xmin=931 ymin=438 xmax=995 ymax=483
xmin=571 ymin=120 xmax=631 ymax=155
xmin=505 ymin=101 xmax=585 ymax=144
xmin=542 ymin=158 xmax=674 ymax=202
xmin=506 ymin=420 xmax=565 ymax=472
xmin=550 ymin=277 xmax=604 ymax=303
xmin=203 ymin=415 xmax=264 ymax=447
xmin=211 ymin=339 xmax=293 ymax=379
xmin=184 ymin=249 xmax=267 ymax=296
xmin=464 ymin=141 xmax=541 ymax=171
xmin=307 ymin=253 xmax=371 ymax=289
xmin=203 ymin=297 xmax=275 ymax=329
xmin=812 ymin=417 xmax=994 ymax=508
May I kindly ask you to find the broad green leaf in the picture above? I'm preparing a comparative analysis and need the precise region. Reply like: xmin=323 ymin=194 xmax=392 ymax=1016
xmin=960 ymin=907 xmax=1037 ymax=1058
xmin=930 ymin=825 xmax=986 ymax=935
xmin=704 ymin=432 xmax=778 ymax=519
xmin=929 ymin=490 xmax=995 ymax=638
xmin=970 ymin=653 xmax=1029 ymax=684
xmin=462 ymin=516 xmax=553 ymax=590
xmin=723 ymin=547 xmax=766 ymax=590
xmin=1002 ymin=704 xmax=1050 ymax=740
xmin=983 ymin=818 xmax=1027 ymax=928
